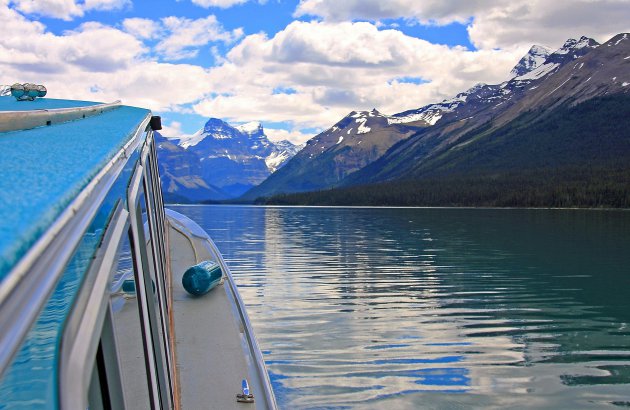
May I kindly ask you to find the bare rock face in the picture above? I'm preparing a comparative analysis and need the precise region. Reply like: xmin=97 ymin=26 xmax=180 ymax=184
xmin=245 ymin=33 xmax=630 ymax=199
xmin=242 ymin=109 xmax=420 ymax=200
xmin=156 ymin=119 xmax=300 ymax=201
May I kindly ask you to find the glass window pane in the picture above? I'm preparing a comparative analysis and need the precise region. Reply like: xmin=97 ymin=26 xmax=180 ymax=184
xmin=136 ymin=187 xmax=172 ymax=408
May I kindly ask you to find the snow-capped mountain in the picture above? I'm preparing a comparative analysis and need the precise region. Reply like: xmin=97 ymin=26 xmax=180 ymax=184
xmin=246 ymin=33 xmax=630 ymax=201
xmin=157 ymin=118 xmax=301 ymax=201
xmin=242 ymin=108 xmax=419 ymax=199
xmin=342 ymin=32 xmax=629 ymax=187
xmin=155 ymin=132 xmax=230 ymax=202
xmin=386 ymin=36 xmax=601 ymax=133
xmin=388 ymin=82 xmax=488 ymax=127
xmin=510 ymin=45 xmax=553 ymax=78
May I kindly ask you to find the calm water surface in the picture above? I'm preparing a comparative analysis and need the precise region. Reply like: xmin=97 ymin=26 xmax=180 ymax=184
xmin=172 ymin=206 xmax=630 ymax=409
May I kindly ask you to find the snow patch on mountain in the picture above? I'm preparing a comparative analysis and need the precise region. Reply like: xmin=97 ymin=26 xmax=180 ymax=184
xmin=388 ymin=110 xmax=443 ymax=125
xmin=510 ymin=45 xmax=553 ymax=78
xmin=388 ymin=89 xmax=472 ymax=126
xmin=356 ymin=117 xmax=371 ymax=134
xmin=515 ymin=62 xmax=560 ymax=81
xmin=265 ymin=150 xmax=290 ymax=173
xmin=178 ymin=129 xmax=205 ymax=148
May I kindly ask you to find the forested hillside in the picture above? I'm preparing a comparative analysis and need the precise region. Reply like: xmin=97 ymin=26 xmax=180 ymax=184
xmin=261 ymin=94 xmax=630 ymax=207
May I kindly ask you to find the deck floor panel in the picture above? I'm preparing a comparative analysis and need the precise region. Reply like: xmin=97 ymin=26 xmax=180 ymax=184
xmin=169 ymin=226 xmax=255 ymax=410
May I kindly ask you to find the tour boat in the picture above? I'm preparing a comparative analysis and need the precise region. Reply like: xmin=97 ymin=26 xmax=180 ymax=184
xmin=0 ymin=91 xmax=276 ymax=409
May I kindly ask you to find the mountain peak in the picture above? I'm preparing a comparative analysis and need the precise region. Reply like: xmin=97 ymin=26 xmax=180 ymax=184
xmin=349 ymin=109 xmax=384 ymax=119
xmin=203 ymin=117 xmax=228 ymax=128
xmin=510 ymin=44 xmax=553 ymax=78
xmin=605 ymin=32 xmax=629 ymax=46
xmin=555 ymin=36 xmax=599 ymax=55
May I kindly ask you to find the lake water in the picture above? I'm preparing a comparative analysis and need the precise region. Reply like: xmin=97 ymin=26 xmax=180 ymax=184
xmin=171 ymin=205 xmax=630 ymax=409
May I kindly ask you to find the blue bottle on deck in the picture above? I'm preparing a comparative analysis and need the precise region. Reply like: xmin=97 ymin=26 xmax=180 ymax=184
xmin=182 ymin=260 xmax=223 ymax=296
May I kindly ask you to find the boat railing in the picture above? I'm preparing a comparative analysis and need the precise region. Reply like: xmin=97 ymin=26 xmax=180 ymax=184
xmin=0 ymin=100 xmax=121 ymax=132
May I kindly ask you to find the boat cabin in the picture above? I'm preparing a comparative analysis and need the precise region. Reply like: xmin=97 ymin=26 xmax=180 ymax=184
xmin=0 ymin=96 xmax=275 ymax=409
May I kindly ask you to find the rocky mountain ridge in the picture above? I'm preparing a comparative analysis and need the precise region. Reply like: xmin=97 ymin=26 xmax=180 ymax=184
xmin=156 ymin=118 xmax=301 ymax=202
xmin=242 ymin=108 xmax=420 ymax=199
xmin=246 ymin=33 xmax=630 ymax=201
xmin=344 ymin=33 xmax=629 ymax=185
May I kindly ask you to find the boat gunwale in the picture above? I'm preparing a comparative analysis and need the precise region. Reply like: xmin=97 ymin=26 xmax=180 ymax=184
xmin=0 ymin=100 xmax=121 ymax=133
xmin=166 ymin=209 xmax=278 ymax=409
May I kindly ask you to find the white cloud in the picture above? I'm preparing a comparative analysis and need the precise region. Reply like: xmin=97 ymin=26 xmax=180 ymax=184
xmin=10 ymin=0 xmax=83 ymax=20
xmin=83 ymin=0 xmax=130 ymax=11
xmin=294 ymin=0 xmax=630 ymax=50
xmin=264 ymin=127 xmax=314 ymax=145
xmin=122 ymin=17 xmax=161 ymax=40
xmin=9 ymin=0 xmax=129 ymax=20
xmin=121 ymin=14 xmax=244 ymax=61
xmin=466 ymin=1 xmax=630 ymax=50
xmin=160 ymin=120 xmax=198 ymax=141
xmin=0 ymin=4 xmax=213 ymax=111
xmin=193 ymin=20 xmax=521 ymax=129
xmin=191 ymin=0 xmax=248 ymax=8
xmin=156 ymin=15 xmax=243 ymax=61
xmin=294 ymin=0 xmax=479 ymax=24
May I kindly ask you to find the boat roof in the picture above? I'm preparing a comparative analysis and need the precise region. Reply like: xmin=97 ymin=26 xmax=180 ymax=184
xmin=0 ymin=96 xmax=151 ymax=283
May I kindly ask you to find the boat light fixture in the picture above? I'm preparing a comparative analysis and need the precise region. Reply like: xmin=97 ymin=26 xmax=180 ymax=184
xmin=11 ymin=83 xmax=47 ymax=101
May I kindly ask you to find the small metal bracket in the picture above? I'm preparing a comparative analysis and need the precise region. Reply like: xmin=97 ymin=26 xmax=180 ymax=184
xmin=149 ymin=115 xmax=162 ymax=130
xmin=236 ymin=379 xmax=254 ymax=403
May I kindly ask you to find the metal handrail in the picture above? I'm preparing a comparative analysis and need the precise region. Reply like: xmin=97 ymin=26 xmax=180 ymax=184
xmin=0 ymin=100 xmax=121 ymax=132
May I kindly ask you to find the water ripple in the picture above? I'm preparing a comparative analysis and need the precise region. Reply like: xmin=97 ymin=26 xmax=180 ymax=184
xmin=173 ymin=206 xmax=630 ymax=409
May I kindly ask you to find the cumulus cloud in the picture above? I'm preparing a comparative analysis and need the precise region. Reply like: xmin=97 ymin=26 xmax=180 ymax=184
xmin=156 ymin=15 xmax=243 ymax=61
xmin=122 ymin=17 xmax=161 ymax=40
xmin=10 ymin=0 xmax=83 ymax=20
xmin=160 ymin=120 xmax=198 ymax=141
xmin=121 ymin=15 xmax=244 ymax=61
xmin=467 ymin=1 xmax=630 ymax=50
xmin=294 ymin=0 xmax=630 ymax=50
xmin=83 ymin=0 xmax=130 ymax=11
xmin=264 ymin=127 xmax=314 ymax=145
xmin=191 ymin=0 xmax=248 ymax=8
xmin=0 ymin=4 xmax=213 ymax=111
xmin=9 ymin=0 xmax=129 ymax=20
xmin=193 ymin=20 xmax=521 ymax=130
xmin=6 ymin=1 xmax=620 ymax=144
xmin=294 ymin=0 xmax=480 ymax=24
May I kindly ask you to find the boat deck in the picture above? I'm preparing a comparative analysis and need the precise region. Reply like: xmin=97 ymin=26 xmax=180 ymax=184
xmin=167 ymin=211 xmax=270 ymax=409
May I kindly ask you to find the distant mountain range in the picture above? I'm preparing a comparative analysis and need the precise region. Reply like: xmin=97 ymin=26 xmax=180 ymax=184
xmin=156 ymin=119 xmax=301 ymax=202
xmin=245 ymin=33 xmax=630 ymax=207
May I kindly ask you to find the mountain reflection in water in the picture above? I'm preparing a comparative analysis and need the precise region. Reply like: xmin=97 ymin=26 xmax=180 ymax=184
xmin=173 ymin=206 xmax=630 ymax=409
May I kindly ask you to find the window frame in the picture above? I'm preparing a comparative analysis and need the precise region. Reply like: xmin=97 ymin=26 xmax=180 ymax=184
xmin=58 ymin=203 xmax=129 ymax=410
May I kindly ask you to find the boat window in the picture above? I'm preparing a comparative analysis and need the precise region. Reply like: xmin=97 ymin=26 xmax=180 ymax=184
xmin=109 ymin=229 xmax=152 ymax=408
xmin=142 ymin=150 xmax=175 ymax=403
xmin=87 ymin=342 xmax=111 ymax=410
xmin=132 ymin=182 xmax=172 ymax=409
xmin=149 ymin=139 xmax=167 ymax=240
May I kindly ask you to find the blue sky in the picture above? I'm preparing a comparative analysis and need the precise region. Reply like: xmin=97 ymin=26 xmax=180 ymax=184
xmin=1 ymin=0 xmax=628 ymax=143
